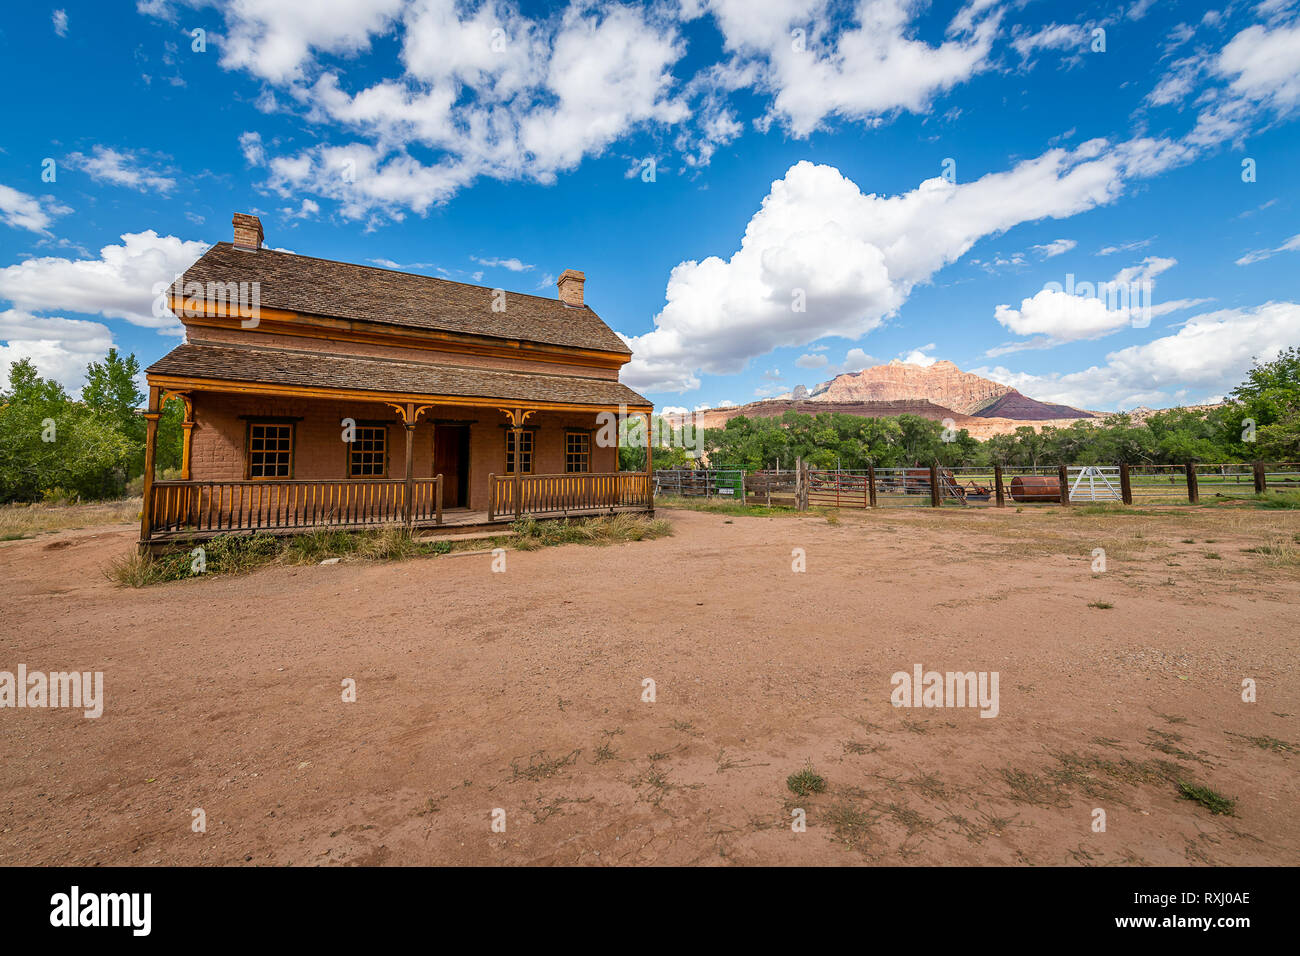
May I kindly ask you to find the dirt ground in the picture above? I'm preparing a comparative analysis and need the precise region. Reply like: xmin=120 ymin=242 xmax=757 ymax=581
xmin=1 ymin=503 xmax=1297 ymax=866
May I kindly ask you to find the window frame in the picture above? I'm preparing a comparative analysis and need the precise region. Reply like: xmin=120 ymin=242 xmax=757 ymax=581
xmin=564 ymin=429 xmax=592 ymax=474
xmin=504 ymin=427 xmax=536 ymax=476
xmin=346 ymin=423 xmax=390 ymax=478
xmin=245 ymin=420 xmax=296 ymax=480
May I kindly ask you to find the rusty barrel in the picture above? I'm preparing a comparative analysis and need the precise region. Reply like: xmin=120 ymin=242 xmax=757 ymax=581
xmin=1009 ymin=475 xmax=1060 ymax=502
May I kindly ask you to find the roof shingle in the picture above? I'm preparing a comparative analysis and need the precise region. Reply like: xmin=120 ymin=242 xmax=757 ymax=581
xmin=148 ymin=343 xmax=651 ymax=409
xmin=173 ymin=242 xmax=632 ymax=355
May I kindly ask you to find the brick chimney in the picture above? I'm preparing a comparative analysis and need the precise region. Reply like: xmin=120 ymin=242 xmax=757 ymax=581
xmin=557 ymin=269 xmax=585 ymax=307
xmin=232 ymin=213 xmax=264 ymax=251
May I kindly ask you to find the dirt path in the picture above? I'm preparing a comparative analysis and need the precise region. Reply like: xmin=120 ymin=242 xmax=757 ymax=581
xmin=1 ymin=505 xmax=1297 ymax=865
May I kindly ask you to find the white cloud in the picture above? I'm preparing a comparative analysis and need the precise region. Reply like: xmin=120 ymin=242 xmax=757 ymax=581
xmin=1235 ymin=232 xmax=1300 ymax=265
xmin=280 ymin=198 xmax=321 ymax=220
xmin=975 ymin=301 xmax=1300 ymax=410
xmin=0 ymin=309 xmax=114 ymax=392
xmin=0 ymin=230 xmax=209 ymax=331
xmin=0 ymin=184 xmax=72 ymax=235
xmin=1011 ymin=23 xmax=1090 ymax=59
xmin=52 ymin=10 xmax=68 ymax=37
xmin=992 ymin=256 xmax=1179 ymax=346
xmin=1181 ymin=17 xmax=1300 ymax=146
xmin=214 ymin=2 xmax=689 ymax=218
xmin=216 ymin=0 xmax=405 ymax=85
xmin=471 ymin=255 xmax=533 ymax=272
xmin=623 ymin=137 xmax=1191 ymax=393
xmin=898 ymin=344 xmax=937 ymax=366
xmin=795 ymin=352 xmax=829 ymax=368
xmin=710 ymin=0 xmax=1002 ymax=137
xmin=63 ymin=146 xmax=176 ymax=194
xmin=1032 ymin=238 xmax=1076 ymax=258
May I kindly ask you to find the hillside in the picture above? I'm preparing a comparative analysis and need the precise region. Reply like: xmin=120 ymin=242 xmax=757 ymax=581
xmin=664 ymin=360 xmax=1096 ymax=437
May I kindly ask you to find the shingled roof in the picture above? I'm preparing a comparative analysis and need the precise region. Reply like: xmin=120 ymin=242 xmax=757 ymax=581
xmin=148 ymin=343 xmax=651 ymax=409
xmin=172 ymin=242 xmax=632 ymax=355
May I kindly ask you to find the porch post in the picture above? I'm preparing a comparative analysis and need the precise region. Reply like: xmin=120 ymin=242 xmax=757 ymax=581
xmin=139 ymin=385 xmax=161 ymax=547
xmin=403 ymin=403 xmax=416 ymax=529
xmin=512 ymin=407 xmax=523 ymax=519
xmin=179 ymin=397 xmax=194 ymax=480
xmin=643 ymin=411 xmax=654 ymax=512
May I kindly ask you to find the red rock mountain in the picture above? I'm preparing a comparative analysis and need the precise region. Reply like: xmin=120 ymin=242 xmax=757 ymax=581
xmin=665 ymin=360 xmax=1095 ymax=438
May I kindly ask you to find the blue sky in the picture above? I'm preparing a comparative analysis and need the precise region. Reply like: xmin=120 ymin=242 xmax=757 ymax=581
xmin=1 ymin=0 xmax=1298 ymax=414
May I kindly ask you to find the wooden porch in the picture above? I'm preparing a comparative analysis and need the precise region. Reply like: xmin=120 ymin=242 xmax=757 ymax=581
xmin=143 ymin=471 xmax=653 ymax=544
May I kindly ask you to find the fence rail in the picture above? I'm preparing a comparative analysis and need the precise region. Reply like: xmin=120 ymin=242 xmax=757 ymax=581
xmin=488 ymin=472 xmax=652 ymax=519
xmin=654 ymin=468 xmax=745 ymax=500
xmin=148 ymin=477 xmax=443 ymax=536
xmin=672 ymin=461 xmax=1300 ymax=512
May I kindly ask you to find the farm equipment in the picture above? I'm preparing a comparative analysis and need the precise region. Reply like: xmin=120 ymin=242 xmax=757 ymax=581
xmin=1009 ymin=475 xmax=1060 ymax=502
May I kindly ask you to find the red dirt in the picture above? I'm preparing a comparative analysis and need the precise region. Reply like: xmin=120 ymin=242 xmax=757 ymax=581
xmin=1 ymin=505 xmax=1297 ymax=866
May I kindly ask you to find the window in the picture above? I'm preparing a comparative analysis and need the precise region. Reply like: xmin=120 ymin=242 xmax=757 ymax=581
xmin=248 ymin=422 xmax=293 ymax=478
xmin=565 ymin=431 xmax=590 ymax=473
xmin=505 ymin=429 xmax=534 ymax=475
xmin=349 ymin=425 xmax=388 ymax=477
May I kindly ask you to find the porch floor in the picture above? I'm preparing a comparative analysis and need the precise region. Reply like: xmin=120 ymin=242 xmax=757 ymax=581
xmin=143 ymin=503 xmax=652 ymax=548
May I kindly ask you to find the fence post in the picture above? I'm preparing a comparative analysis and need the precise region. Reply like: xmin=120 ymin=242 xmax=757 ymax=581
xmin=435 ymin=473 xmax=443 ymax=526
xmin=488 ymin=473 xmax=496 ymax=522
xmin=1185 ymin=462 xmax=1199 ymax=504
xmin=867 ymin=464 xmax=877 ymax=507
xmin=1120 ymin=462 xmax=1133 ymax=504
xmin=1057 ymin=464 xmax=1070 ymax=506
xmin=994 ymin=464 xmax=1005 ymax=508
xmin=1253 ymin=462 xmax=1266 ymax=494
xmin=929 ymin=463 xmax=941 ymax=507
xmin=795 ymin=457 xmax=807 ymax=511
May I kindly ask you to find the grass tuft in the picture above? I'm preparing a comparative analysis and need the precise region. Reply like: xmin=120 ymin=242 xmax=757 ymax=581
xmin=786 ymin=765 xmax=827 ymax=796
xmin=1177 ymin=781 xmax=1236 ymax=815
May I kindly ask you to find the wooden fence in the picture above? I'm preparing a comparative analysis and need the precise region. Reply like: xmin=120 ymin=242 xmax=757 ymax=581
xmin=148 ymin=477 xmax=443 ymax=536
xmin=695 ymin=461 xmax=1300 ymax=511
xmin=488 ymin=472 xmax=652 ymax=520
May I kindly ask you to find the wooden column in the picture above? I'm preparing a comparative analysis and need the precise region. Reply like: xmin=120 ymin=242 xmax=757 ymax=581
xmin=1185 ymin=462 xmax=1199 ymax=504
xmin=139 ymin=386 xmax=161 ymax=547
xmin=488 ymin=474 xmax=496 ymax=522
xmin=795 ymin=457 xmax=806 ymax=510
xmin=1120 ymin=462 xmax=1133 ymax=504
xmin=644 ymin=411 xmax=654 ymax=512
xmin=403 ymin=403 xmax=416 ymax=528
xmin=994 ymin=464 xmax=1006 ymax=507
xmin=1057 ymin=464 xmax=1070 ymax=506
xmin=1253 ymin=462 xmax=1267 ymax=494
xmin=867 ymin=464 xmax=877 ymax=507
xmin=929 ymin=463 xmax=941 ymax=507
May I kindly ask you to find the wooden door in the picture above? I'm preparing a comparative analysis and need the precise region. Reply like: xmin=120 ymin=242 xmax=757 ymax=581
xmin=433 ymin=426 xmax=469 ymax=507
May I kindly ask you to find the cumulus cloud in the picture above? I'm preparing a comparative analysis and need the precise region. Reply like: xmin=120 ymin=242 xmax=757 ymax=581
xmin=991 ymin=257 xmax=1194 ymax=350
xmin=0 ymin=184 xmax=72 ymax=235
xmin=975 ymin=301 xmax=1300 ymax=410
xmin=0 ymin=309 xmax=115 ymax=392
xmin=0 ymin=230 xmax=209 ymax=332
xmin=623 ymin=137 xmax=1192 ymax=393
xmin=710 ymin=0 xmax=1002 ymax=137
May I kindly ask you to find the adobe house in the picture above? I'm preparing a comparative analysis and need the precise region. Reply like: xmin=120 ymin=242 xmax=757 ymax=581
xmin=139 ymin=213 xmax=653 ymax=546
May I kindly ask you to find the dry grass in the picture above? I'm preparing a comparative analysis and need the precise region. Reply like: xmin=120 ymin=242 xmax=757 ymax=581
xmin=0 ymin=498 xmax=140 ymax=540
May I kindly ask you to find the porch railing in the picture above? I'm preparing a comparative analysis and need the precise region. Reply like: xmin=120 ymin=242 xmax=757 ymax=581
xmin=147 ymin=477 xmax=443 ymax=537
xmin=488 ymin=472 xmax=652 ymax=520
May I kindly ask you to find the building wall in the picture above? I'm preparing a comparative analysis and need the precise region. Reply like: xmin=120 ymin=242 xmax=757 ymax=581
xmin=188 ymin=392 xmax=621 ymax=511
